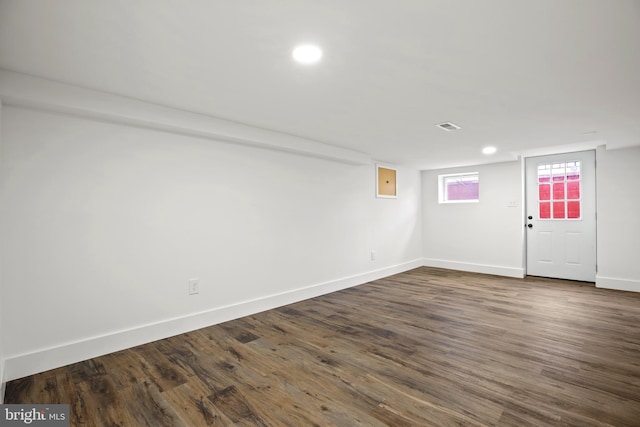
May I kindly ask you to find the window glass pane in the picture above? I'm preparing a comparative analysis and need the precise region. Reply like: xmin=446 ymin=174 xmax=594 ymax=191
xmin=538 ymin=164 xmax=551 ymax=182
xmin=445 ymin=175 xmax=479 ymax=201
xmin=567 ymin=181 xmax=580 ymax=199
xmin=539 ymin=202 xmax=551 ymax=219
xmin=567 ymin=201 xmax=581 ymax=219
xmin=566 ymin=161 xmax=580 ymax=180
xmin=553 ymin=201 xmax=566 ymax=219
xmin=552 ymin=182 xmax=565 ymax=200
xmin=552 ymin=163 xmax=565 ymax=181
xmin=539 ymin=184 xmax=550 ymax=200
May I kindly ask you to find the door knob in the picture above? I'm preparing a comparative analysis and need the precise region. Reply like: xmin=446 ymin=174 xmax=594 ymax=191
xmin=527 ymin=224 xmax=533 ymax=228
xmin=528 ymin=216 xmax=533 ymax=220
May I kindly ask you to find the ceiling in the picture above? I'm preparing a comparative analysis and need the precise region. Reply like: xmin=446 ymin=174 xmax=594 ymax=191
xmin=1 ymin=0 xmax=639 ymax=170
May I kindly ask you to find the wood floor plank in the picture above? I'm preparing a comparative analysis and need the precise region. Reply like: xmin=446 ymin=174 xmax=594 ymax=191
xmin=5 ymin=267 xmax=640 ymax=426
xmin=163 ymin=376 xmax=239 ymax=426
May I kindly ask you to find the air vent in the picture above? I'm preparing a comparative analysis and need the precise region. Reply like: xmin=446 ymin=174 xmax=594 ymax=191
xmin=435 ymin=122 xmax=462 ymax=132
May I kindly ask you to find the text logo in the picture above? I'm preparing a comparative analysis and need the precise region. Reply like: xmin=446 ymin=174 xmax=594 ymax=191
xmin=1 ymin=405 xmax=69 ymax=426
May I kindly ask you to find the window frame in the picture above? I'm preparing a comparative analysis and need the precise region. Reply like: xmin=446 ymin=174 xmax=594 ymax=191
xmin=536 ymin=160 xmax=582 ymax=220
xmin=438 ymin=172 xmax=480 ymax=204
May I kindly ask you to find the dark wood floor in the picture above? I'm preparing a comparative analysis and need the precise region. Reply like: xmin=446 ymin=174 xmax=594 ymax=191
xmin=5 ymin=267 xmax=640 ymax=426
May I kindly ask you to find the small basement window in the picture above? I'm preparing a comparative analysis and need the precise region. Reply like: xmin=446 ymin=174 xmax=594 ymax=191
xmin=438 ymin=172 xmax=479 ymax=203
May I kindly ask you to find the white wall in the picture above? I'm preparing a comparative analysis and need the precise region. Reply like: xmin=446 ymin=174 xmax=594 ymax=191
xmin=1 ymin=74 xmax=637 ymax=388
xmin=0 ymin=106 xmax=422 ymax=380
xmin=596 ymin=145 xmax=640 ymax=292
xmin=422 ymin=161 xmax=524 ymax=277
xmin=421 ymin=148 xmax=640 ymax=291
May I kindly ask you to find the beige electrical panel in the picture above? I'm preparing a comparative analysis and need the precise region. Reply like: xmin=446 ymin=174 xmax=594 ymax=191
xmin=377 ymin=166 xmax=397 ymax=198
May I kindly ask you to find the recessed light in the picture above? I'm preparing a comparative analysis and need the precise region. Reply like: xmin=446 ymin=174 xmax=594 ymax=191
xmin=292 ymin=44 xmax=322 ymax=64
xmin=482 ymin=146 xmax=497 ymax=155
xmin=435 ymin=122 xmax=461 ymax=132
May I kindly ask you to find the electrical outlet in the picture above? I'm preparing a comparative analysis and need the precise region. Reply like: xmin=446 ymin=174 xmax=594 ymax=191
xmin=508 ymin=200 xmax=517 ymax=207
xmin=188 ymin=278 xmax=199 ymax=295
xmin=371 ymin=250 xmax=376 ymax=261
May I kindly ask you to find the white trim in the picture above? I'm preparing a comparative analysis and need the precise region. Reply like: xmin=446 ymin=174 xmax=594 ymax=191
xmin=519 ymin=155 xmax=527 ymax=276
xmin=518 ymin=141 xmax=605 ymax=160
xmin=3 ymin=259 xmax=423 ymax=381
xmin=596 ymin=275 xmax=640 ymax=293
xmin=0 ymin=69 xmax=371 ymax=166
xmin=0 ymin=359 xmax=5 ymax=403
xmin=423 ymin=258 xmax=525 ymax=278
xmin=438 ymin=199 xmax=480 ymax=204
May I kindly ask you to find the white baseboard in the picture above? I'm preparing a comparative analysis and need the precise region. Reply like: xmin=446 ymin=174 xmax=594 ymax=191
xmin=3 ymin=259 xmax=423 ymax=382
xmin=422 ymin=258 xmax=525 ymax=278
xmin=596 ymin=275 xmax=640 ymax=293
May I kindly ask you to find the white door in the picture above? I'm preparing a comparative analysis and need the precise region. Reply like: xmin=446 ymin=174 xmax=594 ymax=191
xmin=525 ymin=150 xmax=596 ymax=282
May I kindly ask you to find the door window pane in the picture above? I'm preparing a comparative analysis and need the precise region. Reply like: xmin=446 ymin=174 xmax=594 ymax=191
xmin=567 ymin=181 xmax=580 ymax=199
xmin=566 ymin=161 xmax=580 ymax=180
xmin=538 ymin=165 xmax=551 ymax=182
xmin=540 ymin=202 xmax=551 ymax=219
xmin=567 ymin=201 xmax=581 ymax=219
xmin=552 ymin=163 xmax=565 ymax=181
xmin=539 ymin=184 xmax=550 ymax=200
xmin=553 ymin=183 xmax=565 ymax=200
xmin=553 ymin=201 xmax=566 ymax=219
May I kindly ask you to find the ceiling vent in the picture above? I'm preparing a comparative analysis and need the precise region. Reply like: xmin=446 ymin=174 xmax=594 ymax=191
xmin=435 ymin=122 xmax=462 ymax=132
